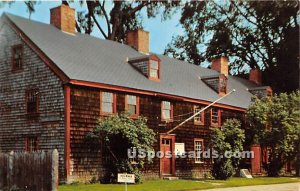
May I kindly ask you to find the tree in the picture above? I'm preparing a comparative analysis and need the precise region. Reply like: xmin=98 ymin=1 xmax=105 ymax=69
xmin=247 ymin=91 xmax=300 ymax=176
xmin=206 ymin=21 xmax=233 ymax=61
xmin=0 ymin=1 xmax=37 ymax=19
xmin=87 ymin=113 xmax=156 ymax=183
xmin=210 ymin=119 xmax=245 ymax=180
xmin=1 ymin=0 xmax=179 ymax=42
xmin=165 ymin=1 xmax=299 ymax=93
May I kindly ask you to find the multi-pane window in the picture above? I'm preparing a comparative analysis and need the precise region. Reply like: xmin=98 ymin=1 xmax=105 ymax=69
xmin=194 ymin=139 xmax=204 ymax=163
xmin=126 ymin=95 xmax=139 ymax=116
xmin=149 ymin=60 xmax=159 ymax=79
xmin=194 ymin=105 xmax=204 ymax=125
xmin=101 ymin=92 xmax=115 ymax=114
xmin=25 ymin=137 xmax=38 ymax=152
xmin=26 ymin=89 xmax=39 ymax=114
xmin=162 ymin=101 xmax=172 ymax=121
xmin=12 ymin=45 xmax=23 ymax=71
xmin=211 ymin=108 xmax=220 ymax=127
xmin=219 ymin=76 xmax=227 ymax=94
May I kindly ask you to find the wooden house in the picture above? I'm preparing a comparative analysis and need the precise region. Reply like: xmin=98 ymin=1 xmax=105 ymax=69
xmin=0 ymin=4 xmax=272 ymax=183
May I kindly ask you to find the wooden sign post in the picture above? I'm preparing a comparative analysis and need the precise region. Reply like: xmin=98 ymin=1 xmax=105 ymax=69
xmin=118 ymin=173 xmax=135 ymax=191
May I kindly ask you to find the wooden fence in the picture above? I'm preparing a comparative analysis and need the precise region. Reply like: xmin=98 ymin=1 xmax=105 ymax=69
xmin=0 ymin=149 xmax=58 ymax=191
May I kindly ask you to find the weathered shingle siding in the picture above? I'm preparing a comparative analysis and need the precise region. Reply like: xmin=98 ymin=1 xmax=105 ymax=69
xmin=69 ymin=85 xmax=245 ymax=180
xmin=69 ymin=86 xmax=104 ymax=182
xmin=0 ymin=23 xmax=66 ymax=179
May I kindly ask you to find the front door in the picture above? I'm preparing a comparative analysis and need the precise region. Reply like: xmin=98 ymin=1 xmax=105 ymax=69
xmin=160 ymin=134 xmax=175 ymax=176
xmin=161 ymin=138 xmax=172 ymax=175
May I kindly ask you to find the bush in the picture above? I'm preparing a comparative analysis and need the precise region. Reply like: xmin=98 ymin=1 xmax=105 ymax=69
xmin=210 ymin=119 xmax=245 ymax=180
xmin=212 ymin=158 xmax=234 ymax=180
xmin=87 ymin=113 xmax=156 ymax=184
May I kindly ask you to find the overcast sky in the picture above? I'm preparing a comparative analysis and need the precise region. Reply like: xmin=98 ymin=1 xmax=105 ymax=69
xmin=0 ymin=1 xmax=184 ymax=55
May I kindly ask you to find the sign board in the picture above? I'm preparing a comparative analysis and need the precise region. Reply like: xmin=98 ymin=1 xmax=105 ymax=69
xmin=175 ymin=143 xmax=185 ymax=155
xmin=118 ymin=173 xmax=135 ymax=183
xmin=240 ymin=169 xmax=253 ymax=178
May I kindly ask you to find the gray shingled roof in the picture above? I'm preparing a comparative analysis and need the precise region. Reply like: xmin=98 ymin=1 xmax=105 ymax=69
xmin=3 ymin=13 xmax=258 ymax=109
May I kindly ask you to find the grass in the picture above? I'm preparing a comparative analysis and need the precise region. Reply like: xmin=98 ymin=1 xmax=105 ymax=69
xmin=59 ymin=177 xmax=300 ymax=191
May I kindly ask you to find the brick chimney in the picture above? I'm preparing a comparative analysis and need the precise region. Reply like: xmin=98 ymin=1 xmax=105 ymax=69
xmin=211 ymin=56 xmax=229 ymax=76
xmin=126 ymin=29 xmax=149 ymax=54
xmin=50 ymin=4 xmax=75 ymax=34
xmin=249 ymin=68 xmax=262 ymax=85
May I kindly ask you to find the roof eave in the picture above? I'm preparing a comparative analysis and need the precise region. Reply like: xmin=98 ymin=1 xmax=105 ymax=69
xmin=69 ymin=79 xmax=247 ymax=112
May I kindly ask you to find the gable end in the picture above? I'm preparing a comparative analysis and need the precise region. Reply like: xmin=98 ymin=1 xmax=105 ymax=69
xmin=2 ymin=14 xmax=70 ymax=83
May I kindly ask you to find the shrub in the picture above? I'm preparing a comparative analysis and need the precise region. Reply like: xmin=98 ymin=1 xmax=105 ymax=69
xmin=210 ymin=119 xmax=245 ymax=180
xmin=87 ymin=113 xmax=156 ymax=183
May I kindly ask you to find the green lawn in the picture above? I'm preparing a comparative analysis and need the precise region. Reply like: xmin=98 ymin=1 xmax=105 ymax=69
xmin=59 ymin=177 xmax=300 ymax=191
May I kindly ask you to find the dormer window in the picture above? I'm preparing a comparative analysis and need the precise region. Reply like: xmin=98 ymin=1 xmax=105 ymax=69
xmin=219 ymin=74 xmax=227 ymax=95
xmin=149 ymin=60 xmax=159 ymax=79
xmin=128 ymin=54 xmax=161 ymax=81
xmin=202 ymin=74 xmax=227 ymax=95
xmin=248 ymin=86 xmax=273 ymax=98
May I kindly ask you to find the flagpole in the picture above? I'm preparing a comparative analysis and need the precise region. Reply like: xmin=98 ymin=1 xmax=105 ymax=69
xmin=166 ymin=89 xmax=236 ymax=134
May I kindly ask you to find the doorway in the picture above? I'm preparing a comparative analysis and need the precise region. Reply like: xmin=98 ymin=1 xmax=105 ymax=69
xmin=160 ymin=134 xmax=175 ymax=176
